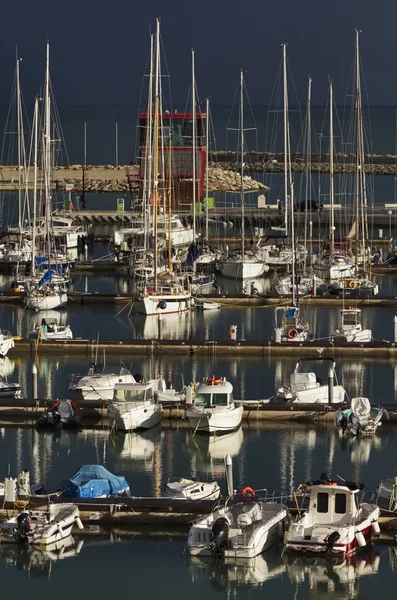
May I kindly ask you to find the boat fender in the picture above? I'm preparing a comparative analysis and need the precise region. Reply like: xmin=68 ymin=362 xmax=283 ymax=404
xmin=371 ymin=521 xmax=380 ymax=536
xmin=277 ymin=521 xmax=284 ymax=539
xmin=288 ymin=328 xmax=299 ymax=340
xmin=355 ymin=531 xmax=366 ymax=547
xmin=158 ymin=300 xmax=167 ymax=310
xmin=75 ymin=517 xmax=84 ymax=530
xmin=241 ymin=486 xmax=256 ymax=501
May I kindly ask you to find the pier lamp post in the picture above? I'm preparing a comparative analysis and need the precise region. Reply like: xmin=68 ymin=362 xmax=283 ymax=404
xmin=389 ymin=210 xmax=392 ymax=239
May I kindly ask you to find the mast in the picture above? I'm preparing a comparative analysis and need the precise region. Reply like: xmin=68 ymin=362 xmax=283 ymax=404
xmin=44 ymin=41 xmax=52 ymax=270
xmin=329 ymin=80 xmax=335 ymax=257
xmin=192 ymin=49 xmax=196 ymax=243
xmin=205 ymin=97 xmax=209 ymax=242
xmin=143 ymin=34 xmax=154 ymax=253
xmin=82 ymin=122 xmax=86 ymax=209
xmin=304 ymin=77 xmax=312 ymax=272
xmin=16 ymin=54 xmax=23 ymax=233
xmin=153 ymin=19 xmax=160 ymax=292
xmin=354 ymin=30 xmax=361 ymax=273
xmin=283 ymin=44 xmax=288 ymax=236
xmin=32 ymin=97 xmax=39 ymax=277
xmin=240 ymin=69 xmax=245 ymax=258
xmin=167 ymin=133 xmax=172 ymax=273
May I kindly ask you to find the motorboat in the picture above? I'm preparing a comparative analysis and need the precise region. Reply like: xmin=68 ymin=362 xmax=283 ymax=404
xmin=276 ymin=358 xmax=346 ymax=404
xmin=273 ymin=304 xmax=312 ymax=342
xmin=332 ymin=307 xmax=372 ymax=343
xmin=285 ymin=473 xmax=380 ymax=556
xmin=327 ymin=277 xmax=379 ymax=298
xmin=0 ymin=331 xmax=15 ymax=358
xmin=30 ymin=318 xmax=73 ymax=340
xmin=0 ymin=376 xmax=21 ymax=398
xmin=194 ymin=300 xmax=221 ymax=311
xmin=187 ymin=488 xmax=287 ymax=558
xmin=0 ymin=504 xmax=83 ymax=545
xmin=36 ymin=399 xmax=81 ymax=429
xmin=57 ymin=465 xmax=130 ymax=498
xmin=165 ymin=478 xmax=221 ymax=501
xmin=335 ymin=397 xmax=387 ymax=436
xmin=374 ymin=477 xmax=397 ymax=512
xmin=107 ymin=382 xmax=163 ymax=431
xmin=69 ymin=362 xmax=136 ymax=401
xmin=185 ymin=377 xmax=243 ymax=434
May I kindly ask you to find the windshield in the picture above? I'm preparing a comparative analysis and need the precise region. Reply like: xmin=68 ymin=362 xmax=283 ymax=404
xmin=114 ymin=389 xmax=149 ymax=402
xmin=195 ymin=394 xmax=211 ymax=407
xmin=343 ymin=314 xmax=358 ymax=325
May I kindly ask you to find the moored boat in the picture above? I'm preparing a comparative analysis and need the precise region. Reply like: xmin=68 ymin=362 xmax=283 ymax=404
xmin=57 ymin=465 xmax=130 ymax=498
xmin=36 ymin=399 xmax=81 ymax=429
xmin=165 ymin=478 xmax=221 ymax=501
xmin=276 ymin=357 xmax=346 ymax=404
xmin=185 ymin=377 xmax=243 ymax=434
xmin=335 ymin=397 xmax=387 ymax=436
xmin=107 ymin=382 xmax=163 ymax=431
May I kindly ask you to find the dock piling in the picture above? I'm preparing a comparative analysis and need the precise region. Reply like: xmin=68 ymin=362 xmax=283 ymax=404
xmin=225 ymin=454 xmax=233 ymax=496
xmin=328 ymin=365 xmax=334 ymax=405
xmin=394 ymin=316 xmax=397 ymax=343
xmin=32 ymin=364 xmax=38 ymax=400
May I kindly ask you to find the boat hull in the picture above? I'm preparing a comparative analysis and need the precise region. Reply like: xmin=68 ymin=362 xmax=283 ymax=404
xmin=219 ymin=261 xmax=265 ymax=280
xmin=186 ymin=405 xmax=243 ymax=434
xmin=25 ymin=293 xmax=68 ymax=311
xmin=134 ymin=294 xmax=191 ymax=316
xmin=108 ymin=404 xmax=163 ymax=431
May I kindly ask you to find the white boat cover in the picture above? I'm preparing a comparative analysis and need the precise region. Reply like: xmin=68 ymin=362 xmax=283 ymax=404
xmin=291 ymin=372 xmax=317 ymax=393
xmin=351 ymin=396 xmax=371 ymax=417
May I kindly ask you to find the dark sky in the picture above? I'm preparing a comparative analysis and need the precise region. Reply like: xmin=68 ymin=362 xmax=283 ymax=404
xmin=1 ymin=0 xmax=396 ymax=107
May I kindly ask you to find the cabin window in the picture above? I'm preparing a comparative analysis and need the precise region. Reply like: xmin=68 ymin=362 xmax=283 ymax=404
xmin=317 ymin=492 xmax=329 ymax=513
xmin=195 ymin=394 xmax=211 ymax=407
xmin=212 ymin=393 xmax=229 ymax=406
xmin=335 ymin=493 xmax=347 ymax=514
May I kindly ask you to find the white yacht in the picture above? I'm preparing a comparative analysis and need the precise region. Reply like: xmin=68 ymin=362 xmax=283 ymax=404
xmin=276 ymin=358 xmax=346 ymax=404
xmin=187 ymin=490 xmax=287 ymax=558
xmin=107 ymin=382 xmax=163 ymax=431
xmin=69 ymin=363 xmax=136 ymax=401
xmin=0 ymin=331 xmax=15 ymax=358
xmin=24 ymin=287 xmax=68 ymax=311
xmin=0 ymin=504 xmax=83 ymax=545
xmin=314 ymin=252 xmax=355 ymax=282
xmin=40 ymin=215 xmax=85 ymax=249
xmin=114 ymin=215 xmax=193 ymax=249
xmin=185 ymin=377 xmax=243 ymax=434
xmin=134 ymin=283 xmax=191 ymax=316
xmin=217 ymin=250 xmax=266 ymax=280
xmin=285 ymin=473 xmax=380 ymax=556
xmin=332 ymin=307 xmax=372 ymax=342
xmin=165 ymin=478 xmax=221 ymax=501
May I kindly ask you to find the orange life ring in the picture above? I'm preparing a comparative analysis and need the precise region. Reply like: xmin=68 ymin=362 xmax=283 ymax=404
xmin=288 ymin=328 xmax=299 ymax=340
xmin=207 ymin=377 xmax=221 ymax=385
xmin=241 ymin=486 xmax=256 ymax=501
xmin=325 ymin=482 xmax=338 ymax=486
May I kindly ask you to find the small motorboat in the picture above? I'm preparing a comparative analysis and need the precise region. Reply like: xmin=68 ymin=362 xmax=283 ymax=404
xmin=185 ymin=377 xmax=243 ymax=434
xmin=107 ymin=382 xmax=163 ymax=432
xmin=36 ymin=399 xmax=81 ymax=429
xmin=276 ymin=357 xmax=346 ymax=404
xmin=335 ymin=397 xmax=387 ymax=436
xmin=0 ymin=330 xmax=15 ymax=358
xmin=331 ymin=307 xmax=372 ymax=343
xmin=165 ymin=478 xmax=221 ymax=501
xmin=0 ymin=504 xmax=83 ymax=545
xmin=195 ymin=301 xmax=221 ymax=310
xmin=57 ymin=465 xmax=130 ymax=498
xmin=187 ymin=487 xmax=288 ymax=558
xmin=273 ymin=304 xmax=312 ymax=342
xmin=30 ymin=318 xmax=73 ymax=340
xmin=285 ymin=472 xmax=380 ymax=556
xmin=69 ymin=361 xmax=136 ymax=401
xmin=0 ymin=376 xmax=21 ymax=398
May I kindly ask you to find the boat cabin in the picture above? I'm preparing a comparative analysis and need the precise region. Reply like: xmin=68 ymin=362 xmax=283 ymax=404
xmin=88 ymin=364 xmax=131 ymax=377
xmin=113 ymin=383 xmax=157 ymax=405
xmin=307 ymin=480 xmax=361 ymax=526
xmin=194 ymin=378 xmax=234 ymax=408
xmin=290 ymin=358 xmax=336 ymax=394
xmin=340 ymin=307 xmax=362 ymax=331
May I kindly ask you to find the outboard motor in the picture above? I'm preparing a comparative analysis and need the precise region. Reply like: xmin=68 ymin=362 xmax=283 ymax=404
xmin=16 ymin=512 xmax=31 ymax=541
xmin=324 ymin=530 xmax=340 ymax=552
xmin=210 ymin=517 xmax=230 ymax=557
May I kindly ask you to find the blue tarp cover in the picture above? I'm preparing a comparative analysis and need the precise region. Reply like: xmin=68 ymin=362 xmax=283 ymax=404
xmin=57 ymin=465 xmax=129 ymax=498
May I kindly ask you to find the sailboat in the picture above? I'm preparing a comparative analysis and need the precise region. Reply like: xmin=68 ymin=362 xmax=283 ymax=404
xmin=272 ymin=45 xmax=311 ymax=343
xmin=134 ymin=21 xmax=191 ymax=316
xmin=24 ymin=44 xmax=68 ymax=311
xmin=217 ymin=71 xmax=266 ymax=280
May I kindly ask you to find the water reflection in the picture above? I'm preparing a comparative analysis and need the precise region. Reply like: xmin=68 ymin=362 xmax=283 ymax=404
xmin=109 ymin=427 xmax=163 ymax=469
xmin=184 ymin=428 xmax=244 ymax=481
xmin=0 ymin=535 xmax=83 ymax=579
xmin=285 ymin=550 xmax=380 ymax=600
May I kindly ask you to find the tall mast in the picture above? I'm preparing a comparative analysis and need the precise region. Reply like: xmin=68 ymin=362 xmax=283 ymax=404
xmin=205 ymin=97 xmax=209 ymax=242
xmin=153 ymin=19 xmax=160 ymax=292
xmin=329 ymin=80 xmax=335 ymax=257
xmin=143 ymin=34 xmax=154 ymax=253
xmin=32 ymin=97 xmax=39 ymax=276
xmin=44 ymin=41 xmax=52 ymax=268
xmin=283 ymin=44 xmax=288 ymax=237
xmin=191 ymin=49 xmax=196 ymax=243
xmin=82 ymin=122 xmax=86 ymax=208
xmin=240 ymin=69 xmax=245 ymax=258
xmin=16 ymin=54 xmax=23 ymax=232
xmin=354 ymin=29 xmax=361 ymax=272
xmin=304 ymin=77 xmax=312 ymax=272
xmin=167 ymin=133 xmax=172 ymax=273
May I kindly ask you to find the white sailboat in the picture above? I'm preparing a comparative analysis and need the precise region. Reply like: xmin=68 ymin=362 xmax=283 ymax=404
xmin=24 ymin=46 xmax=67 ymax=311
xmin=217 ymin=71 xmax=266 ymax=280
